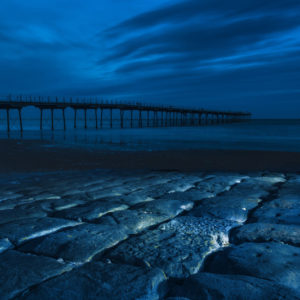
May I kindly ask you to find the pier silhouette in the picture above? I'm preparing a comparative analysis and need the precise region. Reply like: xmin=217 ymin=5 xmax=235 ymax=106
xmin=0 ymin=95 xmax=251 ymax=132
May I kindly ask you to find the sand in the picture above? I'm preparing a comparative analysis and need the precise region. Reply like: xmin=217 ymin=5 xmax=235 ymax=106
xmin=1 ymin=139 xmax=300 ymax=173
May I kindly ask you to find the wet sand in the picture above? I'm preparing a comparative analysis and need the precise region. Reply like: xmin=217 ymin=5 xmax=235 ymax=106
xmin=1 ymin=139 xmax=300 ymax=173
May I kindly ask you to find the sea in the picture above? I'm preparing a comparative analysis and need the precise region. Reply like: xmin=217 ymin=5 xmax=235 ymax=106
xmin=0 ymin=116 xmax=300 ymax=152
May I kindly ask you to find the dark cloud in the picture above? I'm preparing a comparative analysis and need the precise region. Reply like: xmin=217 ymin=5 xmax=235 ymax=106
xmin=106 ymin=0 xmax=300 ymax=35
xmin=0 ymin=0 xmax=299 ymax=117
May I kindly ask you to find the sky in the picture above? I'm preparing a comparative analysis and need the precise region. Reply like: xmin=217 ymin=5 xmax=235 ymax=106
xmin=0 ymin=0 xmax=300 ymax=118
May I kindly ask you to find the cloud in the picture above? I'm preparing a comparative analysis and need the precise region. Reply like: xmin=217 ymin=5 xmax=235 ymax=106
xmin=0 ymin=0 xmax=300 ymax=117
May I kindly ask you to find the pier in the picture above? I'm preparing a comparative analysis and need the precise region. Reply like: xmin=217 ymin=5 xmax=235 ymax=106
xmin=0 ymin=95 xmax=251 ymax=132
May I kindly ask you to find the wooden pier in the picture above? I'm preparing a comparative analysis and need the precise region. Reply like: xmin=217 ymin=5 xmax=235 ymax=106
xmin=0 ymin=95 xmax=251 ymax=131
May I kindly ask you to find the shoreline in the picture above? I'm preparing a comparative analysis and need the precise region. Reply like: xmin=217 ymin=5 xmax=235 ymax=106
xmin=1 ymin=139 xmax=300 ymax=173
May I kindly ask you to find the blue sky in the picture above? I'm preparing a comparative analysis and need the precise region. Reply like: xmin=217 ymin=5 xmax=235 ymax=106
xmin=0 ymin=0 xmax=300 ymax=117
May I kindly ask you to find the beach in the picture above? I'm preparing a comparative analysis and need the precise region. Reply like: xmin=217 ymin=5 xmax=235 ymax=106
xmin=1 ymin=139 xmax=300 ymax=173
xmin=0 ymin=134 xmax=300 ymax=299
xmin=1 ymin=118 xmax=300 ymax=300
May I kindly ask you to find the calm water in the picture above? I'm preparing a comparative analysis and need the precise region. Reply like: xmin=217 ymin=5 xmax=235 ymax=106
xmin=1 ymin=119 xmax=300 ymax=152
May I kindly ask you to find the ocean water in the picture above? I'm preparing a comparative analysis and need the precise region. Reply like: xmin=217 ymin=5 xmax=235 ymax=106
xmin=0 ymin=118 xmax=300 ymax=152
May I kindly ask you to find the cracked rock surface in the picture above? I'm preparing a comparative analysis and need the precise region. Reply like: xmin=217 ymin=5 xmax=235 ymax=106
xmin=0 ymin=170 xmax=299 ymax=299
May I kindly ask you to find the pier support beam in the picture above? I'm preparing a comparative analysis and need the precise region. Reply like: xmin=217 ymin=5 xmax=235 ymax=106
xmin=84 ymin=109 xmax=87 ymax=129
xmin=74 ymin=109 xmax=76 ymax=129
xmin=6 ymin=109 xmax=10 ymax=132
xmin=100 ymin=108 xmax=103 ymax=128
xmin=120 ymin=109 xmax=124 ymax=128
xmin=147 ymin=111 xmax=150 ymax=127
xmin=18 ymin=108 xmax=23 ymax=132
xmin=51 ymin=109 xmax=54 ymax=130
xmin=95 ymin=109 xmax=98 ymax=129
xmin=165 ymin=112 xmax=168 ymax=127
xmin=62 ymin=109 xmax=66 ymax=131
xmin=154 ymin=111 xmax=158 ymax=127
xmin=40 ymin=109 xmax=43 ymax=130
xmin=110 ymin=108 xmax=113 ymax=128
xmin=130 ymin=110 xmax=133 ymax=128
xmin=139 ymin=110 xmax=142 ymax=128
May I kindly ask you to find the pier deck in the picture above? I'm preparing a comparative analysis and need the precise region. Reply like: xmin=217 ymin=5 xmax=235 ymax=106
xmin=0 ymin=95 xmax=251 ymax=131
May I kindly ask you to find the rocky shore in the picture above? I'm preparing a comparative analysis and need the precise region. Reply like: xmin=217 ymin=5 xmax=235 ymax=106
xmin=0 ymin=170 xmax=299 ymax=299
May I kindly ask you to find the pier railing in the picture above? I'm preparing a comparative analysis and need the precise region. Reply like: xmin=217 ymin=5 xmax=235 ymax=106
xmin=0 ymin=95 xmax=251 ymax=132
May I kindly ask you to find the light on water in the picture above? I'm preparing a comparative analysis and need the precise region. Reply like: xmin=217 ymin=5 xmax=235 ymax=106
xmin=1 ymin=119 xmax=300 ymax=152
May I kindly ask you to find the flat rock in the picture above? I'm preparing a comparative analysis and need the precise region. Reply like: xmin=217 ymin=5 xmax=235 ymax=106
xmin=108 ymin=191 xmax=155 ymax=206
xmin=252 ymin=206 xmax=300 ymax=225
xmin=0 ymin=192 xmax=22 ymax=202
xmin=251 ymin=178 xmax=300 ymax=224
xmin=18 ymin=261 xmax=167 ymax=300
xmin=230 ymin=223 xmax=300 ymax=246
xmin=18 ymin=195 xmax=87 ymax=212
xmin=0 ymin=208 xmax=47 ymax=225
xmin=0 ymin=238 xmax=13 ymax=253
xmin=86 ymin=185 xmax=137 ymax=200
xmin=54 ymin=201 xmax=128 ymax=221
xmin=112 ymin=199 xmax=193 ymax=234
xmin=109 ymin=216 xmax=236 ymax=278
xmin=168 ymin=272 xmax=300 ymax=300
xmin=0 ymin=250 xmax=72 ymax=300
xmin=195 ymin=174 xmax=245 ymax=195
xmin=189 ymin=175 xmax=284 ymax=222
xmin=204 ymin=242 xmax=300 ymax=290
xmin=20 ymin=223 xmax=128 ymax=263
xmin=0 ymin=217 xmax=79 ymax=245
xmin=278 ymin=175 xmax=300 ymax=197
xmin=158 ymin=189 xmax=215 ymax=202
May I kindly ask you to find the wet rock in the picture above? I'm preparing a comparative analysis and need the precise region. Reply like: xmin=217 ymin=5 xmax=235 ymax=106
xmin=109 ymin=216 xmax=236 ymax=278
xmin=278 ymin=175 xmax=300 ymax=197
xmin=253 ymin=206 xmax=300 ymax=225
xmin=230 ymin=223 xmax=300 ymax=246
xmin=158 ymin=189 xmax=215 ymax=202
xmin=20 ymin=223 xmax=128 ymax=263
xmin=0 ymin=250 xmax=72 ymax=300
xmin=168 ymin=272 xmax=300 ymax=300
xmin=86 ymin=185 xmax=137 ymax=200
xmin=112 ymin=199 xmax=193 ymax=234
xmin=0 ymin=192 xmax=22 ymax=203
xmin=18 ymin=262 xmax=167 ymax=300
xmin=19 ymin=195 xmax=87 ymax=212
xmin=0 ymin=238 xmax=13 ymax=253
xmin=0 ymin=208 xmax=47 ymax=225
xmin=188 ymin=177 xmax=281 ymax=222
xmin=195 ymin=174 xmax=246 ymax=195
xmin=108 ymin=191 xmax=155 ymax=206
xmin=0 ymin=217 xmax=79 ymax=245
xmin=252 ymin=180 xmax=300 ymax=224
xmin=204 ymin=242 xmax=300 ymax=290
xmin=54 ymin=201 xmax=128 ymax=221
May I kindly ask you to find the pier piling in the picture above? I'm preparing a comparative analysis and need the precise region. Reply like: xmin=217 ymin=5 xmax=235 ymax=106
xmin=0 ymin=95 xmax=251 ymax=132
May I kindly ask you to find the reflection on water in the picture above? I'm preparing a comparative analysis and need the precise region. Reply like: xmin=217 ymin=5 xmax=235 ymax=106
xmin=1 ymin=120 xmax=300 ymax=152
